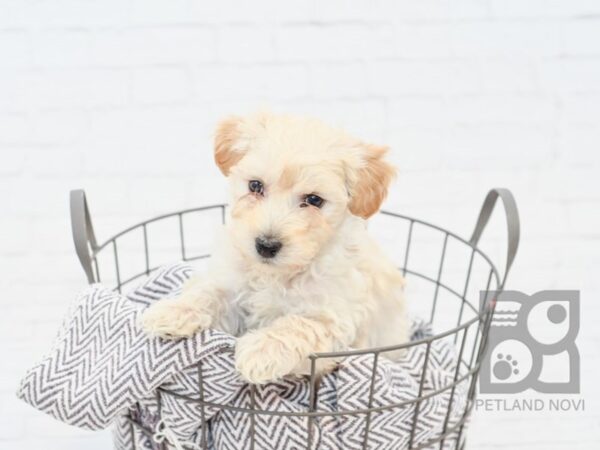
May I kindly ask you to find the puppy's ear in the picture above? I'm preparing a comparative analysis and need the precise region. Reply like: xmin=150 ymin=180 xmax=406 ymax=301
xmin=214 ymin=116 xmax=245 ymax=176
xmin=348 ymin=145 xmax=396 ymax=219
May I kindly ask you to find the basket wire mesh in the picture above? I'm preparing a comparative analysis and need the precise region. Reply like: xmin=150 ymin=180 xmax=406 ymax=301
xmin=69 ymin=188 xmax=519 ymax=450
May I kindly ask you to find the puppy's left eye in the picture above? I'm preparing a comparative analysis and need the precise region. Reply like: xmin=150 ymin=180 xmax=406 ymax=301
xmin=248 ymin=180 xmax=264 ymax=195
xmin=302 ymin=194 xmax=324 ymax=208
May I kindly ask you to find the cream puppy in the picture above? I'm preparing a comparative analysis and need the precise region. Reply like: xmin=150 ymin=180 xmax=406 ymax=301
xmin=142 ymin=112 xmax=408 ymax=384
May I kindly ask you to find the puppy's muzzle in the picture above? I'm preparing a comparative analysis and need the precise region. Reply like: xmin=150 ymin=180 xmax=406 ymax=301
xmin=255 ymin=236 xmax=282 ymax=259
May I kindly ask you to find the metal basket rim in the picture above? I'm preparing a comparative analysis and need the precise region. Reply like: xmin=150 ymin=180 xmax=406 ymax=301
xmin=93 ymin=205 xmax=502 ymax=288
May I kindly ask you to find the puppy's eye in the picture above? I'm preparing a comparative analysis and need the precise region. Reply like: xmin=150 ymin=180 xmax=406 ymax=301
xmin=302 ymin=194 xmax=325 ymax=208
xmin=248 ymin=180 xmax=264 ymax=195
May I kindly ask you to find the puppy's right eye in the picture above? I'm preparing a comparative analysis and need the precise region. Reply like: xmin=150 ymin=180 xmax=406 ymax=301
xmin=248 ymin=180 xmax=264 ymax=195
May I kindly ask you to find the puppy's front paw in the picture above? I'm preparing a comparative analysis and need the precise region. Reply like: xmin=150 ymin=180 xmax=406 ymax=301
xmin=141 ymin=297 xmax=213 ymax=339
xmin=235 ymin=331 xmax=301 ymax=384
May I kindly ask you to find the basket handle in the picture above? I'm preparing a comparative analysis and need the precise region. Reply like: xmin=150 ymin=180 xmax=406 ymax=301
xmin=469 ymin=188 xmax=520 ymax=288
xmin=70 ymin=189 xmax=98 ymax=284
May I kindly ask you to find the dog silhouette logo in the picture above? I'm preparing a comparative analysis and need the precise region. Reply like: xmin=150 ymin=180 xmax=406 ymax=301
xmin=479 ymin=290 xmax=580 ymax=394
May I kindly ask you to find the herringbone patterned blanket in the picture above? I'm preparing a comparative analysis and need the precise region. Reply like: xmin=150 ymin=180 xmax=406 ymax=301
xmin=17 ymin=264 xmax=468 ymax=449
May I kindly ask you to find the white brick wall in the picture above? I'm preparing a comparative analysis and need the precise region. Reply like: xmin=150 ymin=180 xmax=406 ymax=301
xmin=1 ymin=1 xmax=599 ymax=449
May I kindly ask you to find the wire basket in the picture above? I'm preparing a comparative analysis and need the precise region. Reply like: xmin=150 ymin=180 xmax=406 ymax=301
xmin=69 ymin=188 xmax=519 ymax=450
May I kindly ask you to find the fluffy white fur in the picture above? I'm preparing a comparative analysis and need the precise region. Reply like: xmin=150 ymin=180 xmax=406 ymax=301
xmin=142 ymin=112 xmax=408 ymax=384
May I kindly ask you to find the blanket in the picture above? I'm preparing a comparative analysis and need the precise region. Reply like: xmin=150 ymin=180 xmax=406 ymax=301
xmin=17 ymin=263 xmax=468 ymax=450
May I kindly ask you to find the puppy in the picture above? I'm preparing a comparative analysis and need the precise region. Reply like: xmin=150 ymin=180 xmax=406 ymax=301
xmin=142 ymin=112 xmax=408 ymax=384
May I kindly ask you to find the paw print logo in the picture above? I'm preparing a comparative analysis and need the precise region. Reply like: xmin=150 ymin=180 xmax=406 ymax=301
xmin=480 ymin=290 xmax=579 ymax=394
xmin=494 ymin=354 xmax=519 ymax=380
xmin=486 ymin=339 xmax=531 ymax=386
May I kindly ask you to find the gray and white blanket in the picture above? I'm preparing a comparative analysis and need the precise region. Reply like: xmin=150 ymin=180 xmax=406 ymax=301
xmin=17 ymin=263 xmax=468 ymax=450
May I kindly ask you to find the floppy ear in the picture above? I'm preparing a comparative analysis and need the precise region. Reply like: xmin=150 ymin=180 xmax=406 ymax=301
xmin=214 ymin=116 xmax=245 ymax=176
xmin=348 ymin=145 xmax=396 ymax=219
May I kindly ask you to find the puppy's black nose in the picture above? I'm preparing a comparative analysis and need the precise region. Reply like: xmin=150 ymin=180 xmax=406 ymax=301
xmin=255 ymin=236 xmax=282 ymax=258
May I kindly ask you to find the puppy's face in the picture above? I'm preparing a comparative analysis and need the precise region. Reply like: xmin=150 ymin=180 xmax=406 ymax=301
xmin=214 ymin=113 xmax=395 ymax=272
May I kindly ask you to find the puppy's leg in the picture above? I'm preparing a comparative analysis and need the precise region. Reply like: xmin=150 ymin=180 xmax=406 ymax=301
xmin=141 ymin=276 xmax=225 ymax=338
xmin=235 ymin=314 xmax=342 ymax=384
